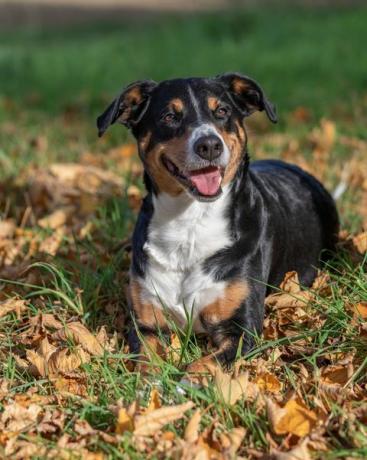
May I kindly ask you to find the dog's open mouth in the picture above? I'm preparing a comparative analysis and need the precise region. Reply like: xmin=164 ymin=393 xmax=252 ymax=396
xmin=162 ymin=156 xmax=223 ymax=198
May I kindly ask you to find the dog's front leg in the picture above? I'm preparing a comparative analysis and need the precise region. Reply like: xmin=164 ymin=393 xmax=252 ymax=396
xmin=186 ymin=282 xmax=265 ymax=377
xmin=128 ymin=279 xmax=169 ymax=372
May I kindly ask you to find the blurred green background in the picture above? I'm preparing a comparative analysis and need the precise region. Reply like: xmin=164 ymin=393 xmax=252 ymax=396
xmin=0 ymin=0 xmax=366 ymax=184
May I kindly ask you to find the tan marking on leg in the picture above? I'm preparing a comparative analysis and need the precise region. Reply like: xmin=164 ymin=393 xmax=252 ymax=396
xmin=169 ymin=98 xmax=184 ymax=113
xmin=207 ymin=96 xmax=220 ymax=111
xmin=129 ymin=279 xmax=167 ymax=330
xmin=201 ymin=281 xmax=249 ymax=324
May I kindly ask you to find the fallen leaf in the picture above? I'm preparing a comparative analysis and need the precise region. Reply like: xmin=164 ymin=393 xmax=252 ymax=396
xmin=116 ymin=408 xmax=134 ymax=434
xmin=280 ymin=271 xmax=301 ymax=294
xmin=127 ymin=185 xmax=142 ymax=212
xmin=38 ymin=206 xmax=74 ymax=229
xmin=320 ymin=364 xmax=352 ymax=386
xmin=54 ymin=322 xmax=104 ymax=356
xmin=38 ymin=227 xmax=65 ymax=255
xmin=184 ymin=409 xmax=201 ymax=443
xmin=0 ymin=298 xmax=28 ymax=319
xmin=353 ymin=231 xmax=367 ymax=254
xmin=214 ymin=369 xmax=259 ymax=405
xmin=0 ymin=219 xmax=16 ymax=239
xmin=270 ymin=439 xmax=311 ymax=460
xmin=54 ymin=376 xmax=88 ymax=397
xmin=134 ymin=401 xmax=194 ymax=437
xmin=255 ymin=372 xmax=282 ymax=393
xmin=221 ymin=427 xmax=246 ymax=457
xmin=145 ymin=388 xmax=162 ymax=413
xmin=354 ymin=302 xmax=367 ymax=319
xmin=267 ymin=397 xmax=317 ymax=437
xmin=48 ymin=346 xmax=90 ymax=375
xmin=1 ymin=402 xmax=42 ymax=432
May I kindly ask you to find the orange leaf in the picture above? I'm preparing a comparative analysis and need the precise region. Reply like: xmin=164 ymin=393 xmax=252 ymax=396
xmin=267 ymin=397 xmax=317 ymax=437
xmin=255 ymin=372 xmax=282 ymax=393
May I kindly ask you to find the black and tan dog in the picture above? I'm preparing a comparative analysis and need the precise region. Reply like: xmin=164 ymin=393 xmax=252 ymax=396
xmin=97 ymin=73 xmax=339 ymax=375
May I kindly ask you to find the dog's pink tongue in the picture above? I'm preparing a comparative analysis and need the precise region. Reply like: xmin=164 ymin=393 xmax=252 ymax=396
xmin=190 ymin=167 xmax=222 ymax=196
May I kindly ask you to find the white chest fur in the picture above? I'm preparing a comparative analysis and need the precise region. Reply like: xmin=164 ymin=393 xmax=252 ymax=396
xmin=140 ymin=189 xmax=232 ymax=331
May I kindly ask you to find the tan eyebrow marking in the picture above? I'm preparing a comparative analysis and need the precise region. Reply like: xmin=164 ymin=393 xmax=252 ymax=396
xmin=169 ymin=98 xmax=184 ymax=113
xmin=208 ymin=96 xmax=220 ymax=111
xmin=232 ymin=78 xmax=249 ymax=94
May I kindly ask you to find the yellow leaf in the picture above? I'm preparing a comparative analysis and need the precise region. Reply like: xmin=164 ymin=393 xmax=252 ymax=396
xmin=116 ymin=407 xmax=134 ymax=434
xmin=145 ymin=388 xmax=162 ymax=413
xmin=134 ymin=401 xmax=194 ymax=437
xmin=184 ymin=409 xmax=201 ymax=443
xmin=169 ymin=333 xmax=181 ymax=364
xmin=267 ymin=397 xmax=317 ymax=437
xmin=255 ymin=372 xmax=282 ymax=393
xmin=355 ymin=302 xmax=367 ymax=319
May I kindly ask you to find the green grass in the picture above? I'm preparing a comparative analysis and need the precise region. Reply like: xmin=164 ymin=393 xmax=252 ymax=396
xmin=0 ymin=4 xmax=367 ymax=459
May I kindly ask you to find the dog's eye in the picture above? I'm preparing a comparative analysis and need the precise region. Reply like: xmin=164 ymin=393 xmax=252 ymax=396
xmin=214 ymin=106 xmax=230 ymax=119
xmin=162 ymin=112 xmax=177 ymax=124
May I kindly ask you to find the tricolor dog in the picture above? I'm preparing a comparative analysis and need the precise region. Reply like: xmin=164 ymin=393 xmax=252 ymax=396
xmin=97 ymin=73 xmax=339 ymax=374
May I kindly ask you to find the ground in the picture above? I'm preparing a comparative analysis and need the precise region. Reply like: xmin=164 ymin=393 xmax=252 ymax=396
xmin=0 ymin=5 xmax=366 ymax=460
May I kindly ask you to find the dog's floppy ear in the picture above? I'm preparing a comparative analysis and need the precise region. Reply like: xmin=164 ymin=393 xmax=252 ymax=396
xmin=215 ymin=72 xmax=277 ymax=123
xmin=97 ymin=80 xmax=157 ymax=137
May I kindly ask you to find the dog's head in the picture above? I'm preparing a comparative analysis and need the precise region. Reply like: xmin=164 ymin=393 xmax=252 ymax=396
xmin=97 ymin=73 xmax=276 ymax=201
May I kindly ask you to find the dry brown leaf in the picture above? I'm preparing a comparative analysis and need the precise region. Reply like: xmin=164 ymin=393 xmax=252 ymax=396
xmin=266 ymin=397 xmax=317 ymax=437
xmin=266 ymin=291 xmax=313 ymax=310
xmin=54 ymin=376 xmax=88 ymax=397
xmin=127 ymin=185 xmax=142 ymax=212
xmin=353 ymin=231 xmax=367 ymax=254
xmin=280 ymin=271 xmax=301 ymax=294
xmin=214 ymin=369 xmax=259 ymax=405
xmin=38 ymin=206 xmax=74 ymax=229
xmin=0 ymin=219 xmax=16 ymax=239
xmin=184 ymin=409 xmax=202 ymax=443
xmin=48 ymin=346 xmax=90 ymax=375
xmin=54 ymin=321 xmax=104 ymax=356
xmin=1 ymin=402 xmax=42 ymax=432
xmin=222 ymin=427 xmax=246 ymax=457
xmin=134 ymin=401 xmax=194 ymax=437
xmin=270 ymin=440 xmax=311 ymax=460
xmin=0 ymin=298 xmax=28 ymax=319
xmin=26 ymin=350 xmax=47 ymax=377
xmin=255 ymin=372 xmax=282 ymax=393
xmin=38 ymin=227 xmax=65 ymax=255
xmin=320 ymin=364 xmax=352 ymax=386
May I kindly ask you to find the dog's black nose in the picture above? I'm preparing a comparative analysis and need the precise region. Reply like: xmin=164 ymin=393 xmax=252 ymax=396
xmin=194 ymin=135 xmax=223 ymax=161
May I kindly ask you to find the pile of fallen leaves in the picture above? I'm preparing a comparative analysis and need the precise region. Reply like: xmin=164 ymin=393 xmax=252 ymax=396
xmin=0 ymin=117 xmax=366 ymax=459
